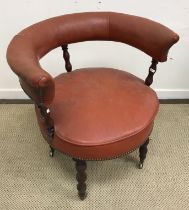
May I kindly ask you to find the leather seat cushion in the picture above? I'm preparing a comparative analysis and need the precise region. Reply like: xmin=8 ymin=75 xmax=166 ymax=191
xmin=36 ymin=68 xmax=159 ymax=160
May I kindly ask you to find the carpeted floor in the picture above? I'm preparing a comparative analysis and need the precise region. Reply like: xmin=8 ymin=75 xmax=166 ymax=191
xmin=0 ymin=104 xmax=189 ymax=210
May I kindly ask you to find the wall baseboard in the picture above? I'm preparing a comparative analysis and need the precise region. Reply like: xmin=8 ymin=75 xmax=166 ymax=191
xmin=155 ymin=89 xmax=189 ymax=99
xmin=0 ymin=88 xmax=189 ymax=99
xmin=0 ymin=89 xmax=29 ymax=99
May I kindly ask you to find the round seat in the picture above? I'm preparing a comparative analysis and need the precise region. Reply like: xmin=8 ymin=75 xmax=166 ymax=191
xmin=37 ymin=68 xmax=159 ymax=160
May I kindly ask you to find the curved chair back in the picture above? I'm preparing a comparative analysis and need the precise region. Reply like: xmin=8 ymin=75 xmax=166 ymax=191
xmin=7 ymin=12 xmax=179 ymax=106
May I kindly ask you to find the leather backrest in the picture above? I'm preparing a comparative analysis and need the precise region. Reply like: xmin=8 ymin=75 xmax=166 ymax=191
xmin=6 ymin=12 xmax=179 ymax=105
xmin=11 ymin=12 xmax=179 ymax=62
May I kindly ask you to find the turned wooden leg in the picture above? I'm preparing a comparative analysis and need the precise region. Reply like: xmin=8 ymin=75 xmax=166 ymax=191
xmin=49 ymin=146 xmax=55 ymax=157
xmin=74 ymin=159 xmax=87 ymax=200
xmin=139 ymin=138 xmax=150 ymax=169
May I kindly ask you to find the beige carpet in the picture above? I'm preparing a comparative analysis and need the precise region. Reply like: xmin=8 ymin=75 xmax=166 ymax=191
xmin=0 ymin=104 xmax=189 ymax=210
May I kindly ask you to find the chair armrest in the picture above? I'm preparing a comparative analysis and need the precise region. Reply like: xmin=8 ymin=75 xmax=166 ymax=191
xmin=7 ymin=35 xmax=55 ymax=106
xmin=19 ymin=71 xmax=54 ymax=107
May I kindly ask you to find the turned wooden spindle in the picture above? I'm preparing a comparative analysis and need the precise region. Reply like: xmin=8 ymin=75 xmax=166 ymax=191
xmin=37 ymin=103 xmax=54 ymax=138
xmin=145 ymin=59 xmax=158 ymax=86
xmin=62 ymin=44 xmax=72 ymax=72
xmin=139 ymin=138 xmax=150 ymax=169
xmin=74 ymin=159 xmax=87 ymax=200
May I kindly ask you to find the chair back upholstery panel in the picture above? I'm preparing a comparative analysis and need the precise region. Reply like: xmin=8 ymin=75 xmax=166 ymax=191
xmin=6 ymin=12 xmax=179 ymax=106
xmin=109 ymin=13 xmax=179 ymax=62
xmin=11 ymin=12 xmax=179 ymax=61
xmin=14 ymin=13 xmax=109 ymax=58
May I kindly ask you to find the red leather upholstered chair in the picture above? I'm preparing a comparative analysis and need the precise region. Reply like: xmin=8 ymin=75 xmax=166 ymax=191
xmin=7 ymin=12 xmax=179 ymax=200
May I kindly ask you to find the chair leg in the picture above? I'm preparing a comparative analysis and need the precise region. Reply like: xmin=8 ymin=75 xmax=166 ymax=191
xmin=49 ymin=146 xmax=55 ymax=157
xmin=73 ymin=158 xmax=87 ymax=200
xmin=139 ymin=138 xmax=150 ymax=169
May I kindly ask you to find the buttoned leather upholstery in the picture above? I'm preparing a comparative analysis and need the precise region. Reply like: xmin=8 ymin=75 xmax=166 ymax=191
xmin=7 ymin=12 xmax=179 ymax=160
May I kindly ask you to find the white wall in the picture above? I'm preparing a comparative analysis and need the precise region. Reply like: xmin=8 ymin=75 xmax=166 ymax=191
xmin=1 ymin=0 xmax=189 ymax=99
